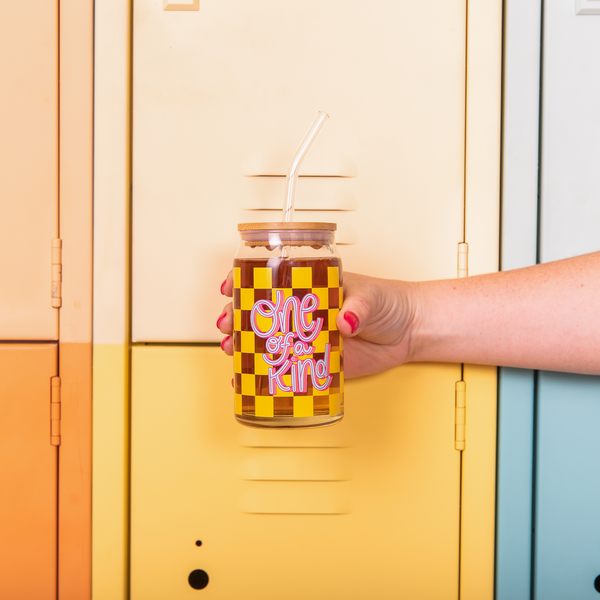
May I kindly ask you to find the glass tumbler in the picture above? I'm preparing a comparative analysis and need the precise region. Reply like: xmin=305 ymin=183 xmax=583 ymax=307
xmin=233 ymin=222 xmax=344 ymax=428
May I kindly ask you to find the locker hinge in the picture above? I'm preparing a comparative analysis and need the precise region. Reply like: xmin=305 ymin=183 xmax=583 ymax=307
xmin=457 ymin=242 xmax=468 ymax=278
xmin=51 ymin=376 xmax=61 ymax=446
xmin=51 ymin=239 xmax=62 ymax=308
xmin=455 ymin=380 xmax=466 ymax=451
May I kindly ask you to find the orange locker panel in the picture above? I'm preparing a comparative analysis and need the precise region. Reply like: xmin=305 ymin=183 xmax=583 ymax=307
xmin=0 ymin=344 xmax=58 ymax=600
xmin=0 ymin=1 xmax=59 ymax=340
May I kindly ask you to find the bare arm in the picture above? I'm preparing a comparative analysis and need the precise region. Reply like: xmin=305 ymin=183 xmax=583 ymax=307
xmin=411 ymin=252 xmax=600 ymax=374
xmin=217 ymin=251 xmax=600 ymax=377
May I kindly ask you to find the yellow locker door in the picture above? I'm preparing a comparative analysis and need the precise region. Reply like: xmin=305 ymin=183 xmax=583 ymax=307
xmin=131 ymin=347 xmax=461 ymax=599
xmin=0 ymin=1 xmax=59 ymax=340
xmin=0 ymin=344 xmax=58 ymax=600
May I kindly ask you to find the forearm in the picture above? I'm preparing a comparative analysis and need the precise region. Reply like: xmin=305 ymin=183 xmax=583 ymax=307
xmin=409 ymin=252 xmax=600 ymax=374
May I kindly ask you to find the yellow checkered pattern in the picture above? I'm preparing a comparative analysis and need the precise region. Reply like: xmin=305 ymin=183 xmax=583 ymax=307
xmin=233 ymin=262 xmax=343 ymax=418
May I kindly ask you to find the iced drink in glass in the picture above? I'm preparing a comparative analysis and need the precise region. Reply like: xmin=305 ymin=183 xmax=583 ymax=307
xmin=233 ymin=222 xmax=343 ymax=428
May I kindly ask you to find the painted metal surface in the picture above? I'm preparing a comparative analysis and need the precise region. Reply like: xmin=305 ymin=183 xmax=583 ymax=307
xmin=131 ymin=346 xmax=461 ymax=599
xmin=462 ymin=0 xmax=502 ymax=279
xmin=58 ymin=2 xmax=94 ymax=598
xmin=132 ymin=0 xmax=467 ymax=342
xmin=500 ymin=0 xmax=541 ymax=273
xmin=533 ymin=1 xmax=600 ymax=597
xmin=59 ymin=343 xmax=92 ymax=600
xmin=459 ymin=1 xmax=502 ymax=596
xmin=92 ymin=0 xmax=502 ymax=594
xmin=92 ymin=344 xmax=130 ymax=600
xmin=495 ymin=1 xmax=541 ymax=598
xmin=539 ymin=0 xmax=600 ymax=264
xmin=496 ymin=368 xmax=535 ymax=600
xmin=59 ymin=0 xmax=94 ymax=346
xmin=459 ymin=365 xmax=498 ymax=600
xmin=0 ymin=344 xmax=58 ymax=600
xmin=92 ymin=0 xmax=131 ymax=597
xmin=534 ymin=373 xmax=600 ymax=600
xmin=0 ymin=0 xmax=59 ymax=340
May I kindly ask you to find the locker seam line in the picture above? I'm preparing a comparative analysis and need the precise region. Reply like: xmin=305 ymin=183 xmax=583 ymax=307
xmin=461 ymin=0 xmax=469 ymax=246
xmin=535 ymin=1 xmax=544 ymax=269
xmin=530 ymin=371 xmax=539 ymax=600
xmin=494 ymin=0 xmax=508 ymax=596
xmin=126 ymin=0 xmax=134 ymax=598
xmin=458 ymin=0 xmax=469 ymax=594
xmin=56 ymin=1 xmax=61 ymax=598
xmin=530 ymin=2 xmax=545 ymax=597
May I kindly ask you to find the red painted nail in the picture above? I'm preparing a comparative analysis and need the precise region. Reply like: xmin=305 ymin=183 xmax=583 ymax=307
xmin=231 ymin=378 xmax=234 ymax=388
xmin=343 ymin=311 xmax=359 ymax=334
xmin=220 ymin=335 xmax=230 ymax=351
xmin=216 ymin=313 xmax=226 ymax=329
xmin=220 ymin=280 xmax=227 ymax=295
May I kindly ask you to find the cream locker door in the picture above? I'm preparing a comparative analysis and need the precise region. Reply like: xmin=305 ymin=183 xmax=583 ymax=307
xmin=0 ymin=1 xmax=59 ymax=340
xmin=132 ymin=1 xmax=468 ymax=598
xmin=132 ymin=0 xmax=466 ymax=342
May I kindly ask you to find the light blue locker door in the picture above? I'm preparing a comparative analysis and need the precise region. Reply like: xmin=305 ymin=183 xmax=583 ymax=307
xmin=535 ymin=374 xmax=600 ymax=599
xmin=534 ymin=1 xmax=600 ymax=599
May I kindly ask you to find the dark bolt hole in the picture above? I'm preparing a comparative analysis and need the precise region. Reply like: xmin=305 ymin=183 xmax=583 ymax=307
xmin=594 ymin=575 xmax=600 ymax=593
xmin=195 ymin=540 xmax=202 ymax=547
xmin=189 ymin=569 xmax=209 ymax=590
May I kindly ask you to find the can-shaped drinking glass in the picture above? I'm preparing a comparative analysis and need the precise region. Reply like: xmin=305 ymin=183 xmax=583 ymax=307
xmin=233 ymin=222 xmax=344 ymax=428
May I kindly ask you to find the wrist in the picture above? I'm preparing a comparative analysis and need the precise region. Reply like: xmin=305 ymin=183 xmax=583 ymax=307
xmin=406 ymin=279 xmax=455 ymax=364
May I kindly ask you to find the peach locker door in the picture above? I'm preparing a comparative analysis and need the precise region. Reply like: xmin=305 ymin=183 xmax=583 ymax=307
xmin=0 ymin=344 xmax=58 ymax=600
xmin=0 ymin=1 xmax=59 ymax=341
xmin=131 ymin=1 xmax=465 ymax=598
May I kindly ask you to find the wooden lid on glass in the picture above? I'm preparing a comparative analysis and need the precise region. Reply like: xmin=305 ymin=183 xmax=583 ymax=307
xmin=238 ymin=222 xmax=336 ymax=231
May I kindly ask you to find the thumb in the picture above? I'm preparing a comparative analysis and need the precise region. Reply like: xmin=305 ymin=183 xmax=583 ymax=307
xmin=337 ymin=293 xmax=372 ymax=338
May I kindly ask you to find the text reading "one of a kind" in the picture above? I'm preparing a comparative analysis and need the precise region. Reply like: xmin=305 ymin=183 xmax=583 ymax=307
xmin=250 ymin=291 xmax=332 ymax=395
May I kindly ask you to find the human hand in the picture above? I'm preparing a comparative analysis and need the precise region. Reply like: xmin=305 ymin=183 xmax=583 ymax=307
xmin=216 ymin=271 xmax=421 ymax=379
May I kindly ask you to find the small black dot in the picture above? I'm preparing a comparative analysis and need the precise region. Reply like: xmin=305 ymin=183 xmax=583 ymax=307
xmin=594 ymin=575 xmax=600 ymax=593
xmin=195 ymin=540 xmax=202 ymax=547
xmin=189 ymin=569 xmax=209 ymax=590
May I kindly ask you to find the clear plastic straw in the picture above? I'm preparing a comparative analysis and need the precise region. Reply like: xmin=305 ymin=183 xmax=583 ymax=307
xmin=282 ymin=111 xmax=329 ymax=222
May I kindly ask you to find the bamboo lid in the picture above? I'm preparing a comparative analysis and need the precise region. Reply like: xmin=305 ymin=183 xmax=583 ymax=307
xmin=238 ymin=222 xmax=336 ymax=231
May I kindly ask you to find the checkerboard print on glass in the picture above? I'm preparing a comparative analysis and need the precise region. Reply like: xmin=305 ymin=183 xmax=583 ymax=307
xmin=233 ymin=258 xmax=344 ymax=419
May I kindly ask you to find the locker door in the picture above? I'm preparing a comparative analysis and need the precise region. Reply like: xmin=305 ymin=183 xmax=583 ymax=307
xmin=129 ymin=1 xmax=498 ymax=598
xmin=0 ymin=344 xmax=58 ymax=600
xmin=534 ymin=1 xmax=600 ymax=598
xmin=131 ymin=347 xmax=461 ymax=599
xmin=131 ymin=0 xmax=466 ymax=342
xmin=0 ymin=1 xmax=59 ymax=340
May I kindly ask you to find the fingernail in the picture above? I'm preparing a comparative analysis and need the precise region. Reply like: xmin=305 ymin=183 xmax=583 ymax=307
xmin=216 ymin=313 xmax=226 ymax=329
xmin=220 ymin=280 xmax=227 ymax=295
xmin=220 ymin=335 xmax=230 ymax=351
xmin=343 ymin=311 xmax=359 ymax=334
xmin=231 ymin=378 xmax=234 ymax=388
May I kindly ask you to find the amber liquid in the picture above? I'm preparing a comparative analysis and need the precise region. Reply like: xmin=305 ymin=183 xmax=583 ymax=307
xmin=233 ymin=256 xmax=343 ymax=427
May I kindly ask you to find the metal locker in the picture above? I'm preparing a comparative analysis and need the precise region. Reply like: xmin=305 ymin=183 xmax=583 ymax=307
xmin=0 ymin=344 xmax=58 ymax=600
xmin=131 ymin=0 xmax=468 ymax=343
xmin=93 ymin=0 xmax=502 ymax=598
xmin=0 ymin=0 xmax=59 ymax=341
xmin=534 ymin=1 xmax=600 ymax=598
xmin=0 ymin=1 xmax=94 ymax=596
xmin=497 ymin=1 xmax=600 ymax=598
xmin=131 ymin=348 xmax=462 ymax=599
xmin=495 ymin=1 xmax=541 ymax=598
